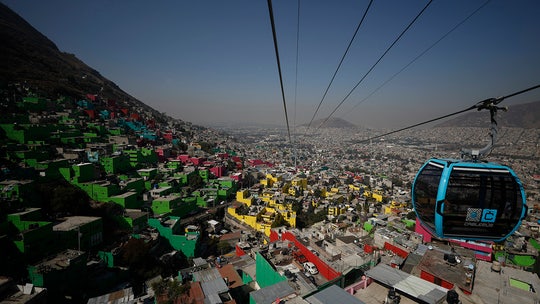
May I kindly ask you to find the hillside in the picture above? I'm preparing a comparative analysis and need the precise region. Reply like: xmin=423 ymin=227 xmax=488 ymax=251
xmin=0 ymin=3 xmax=164 ymax=121
xmin=436 ymin=100 xmax=540 ymax=129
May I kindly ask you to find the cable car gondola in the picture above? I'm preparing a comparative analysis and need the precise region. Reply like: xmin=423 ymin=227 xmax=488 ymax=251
xmin=412 ymin=158 xmax=527 ymax=241
xmin=411 ymin=101 xmax=527 ymax=242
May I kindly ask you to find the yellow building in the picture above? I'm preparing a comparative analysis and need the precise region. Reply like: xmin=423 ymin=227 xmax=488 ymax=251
xmin=236 ymin=190 xmax=253 ymax=206
xmin=291 ymin=177 xmax=307 ymax=189
xmin=328 ymin=206 xmax=346 ymax=216
xmin=227 ymin=203 xmax=297 ymax=237
xmin=260 ymin=173 xmax=282 ymax=188
xmin=363 ymin=190 xmax=383 ymax=203
xmin=348 ymin=184 xmax=361 ymax=191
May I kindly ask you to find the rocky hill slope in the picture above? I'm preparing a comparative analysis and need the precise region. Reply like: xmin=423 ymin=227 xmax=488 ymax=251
xmin=435 ymin=100 xmax=540 ymax=129
xmin=0 ymin=2 xmax=165 ymax=121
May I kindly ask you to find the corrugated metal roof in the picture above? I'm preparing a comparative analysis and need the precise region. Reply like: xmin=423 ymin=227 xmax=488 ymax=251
xmin=365 ymin=264 xmax=447 ymax=304
xmin=193 ymin=257 xmax=208 ymax=267
xmin=194 ymin=268 xmax=222 ymax=282
xmin=86 ymin=287 xmax=135 ymax=304
xmin=306 ymin=284 xmax=365 ymax=304
xmin=201 ymin=278 xmax=229 ymax=297
xmin=250 ymin=281 xmax=295 ymax=304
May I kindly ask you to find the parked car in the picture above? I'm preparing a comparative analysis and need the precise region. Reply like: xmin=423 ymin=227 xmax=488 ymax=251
xmin=303 ymin=262 xmax=318 ymax=275
xmin=293 ymin=250 xmax=308 ymax=264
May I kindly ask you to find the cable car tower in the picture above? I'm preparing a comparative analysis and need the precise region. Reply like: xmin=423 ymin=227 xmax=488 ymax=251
xmin=412 ymin=99 xmax=528 ymax=242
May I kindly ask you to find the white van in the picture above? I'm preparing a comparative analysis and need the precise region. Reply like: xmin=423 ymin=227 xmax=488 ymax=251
xmin=303 ymin=262 xmax=318 ymax=275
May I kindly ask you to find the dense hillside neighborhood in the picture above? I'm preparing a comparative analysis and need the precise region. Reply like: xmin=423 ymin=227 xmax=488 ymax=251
xmin=1 ymin=83 xmax=540 ymax=304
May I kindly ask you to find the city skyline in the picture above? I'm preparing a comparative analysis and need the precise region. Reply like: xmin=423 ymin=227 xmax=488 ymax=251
xmin=3 ymin=0 xmax=540 ymax=129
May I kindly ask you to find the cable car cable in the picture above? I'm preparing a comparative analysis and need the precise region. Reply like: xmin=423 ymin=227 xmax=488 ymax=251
xmin=356 ymin=83 xmax=540 ymax=144
xmin=293 ymin=0 xmax=301 ymax=168
xmin=316 ymin=0 xmax=434 ymax=131
xmin=305 ymin=0 xmax=375 ymax=131
xmin=342 ymin=0 xmax=492 ymax=117
xmin=267 ymin=0 xmax=292 ymax=142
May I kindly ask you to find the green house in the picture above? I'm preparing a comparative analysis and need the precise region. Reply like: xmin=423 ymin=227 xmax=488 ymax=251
xmin=166 ymin=160 xmax=183 ymax=172
xmin=151 ymin=195 xmax=182 ymax=216
xmin=0 ymin=124 xmax=55 ymax=144
xmin=108 ymin=191 xmax=141 ymax=209
xmin=137 ymin=168 xmax=158 ymax=181
xmin=60 ymin=163 xmax=96 ymax=184
xmin=28 ymin=250 xmax=88 ymax=302
xmin=123 ymin=147 xmax=158 ymax=168
xmin=53 ymin=216 xmax=103 ymax=251
xmin=7 ymin=208 xmax=56 ymax=260
xmin=34 ymin=159 xmax=70 ymax=181
xmin=148 ymin=217 xmax=199 ymax=258
xmin=18 ymin=96 xmax=48 ymax=111
xmin=7 ymin=147 xmax=50 ymax=165
xmin=83 ymin=132 xmax=99 ymax=143
xmin=78 ymin=181 xmax=121 ymax=202
xmin=115 ymin=210 xmax=148 ymax=233
xmin=118 ymin=177 xmax=145 ymax=195
xmin=100 ymin=154 xmax=131 ymax=174
xmin=0 ymin=180 xmax=36 ymax=207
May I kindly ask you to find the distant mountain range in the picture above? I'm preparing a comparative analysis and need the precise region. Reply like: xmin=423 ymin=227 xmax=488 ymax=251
xmin=0 ymin=3 xmax=162 ymax=120
xmin=435 ymin=101 xmax=540 ymax=129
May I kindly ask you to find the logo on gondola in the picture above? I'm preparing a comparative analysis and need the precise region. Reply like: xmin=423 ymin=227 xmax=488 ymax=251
xmin=466 ymin=208 xmax=497 ymax=223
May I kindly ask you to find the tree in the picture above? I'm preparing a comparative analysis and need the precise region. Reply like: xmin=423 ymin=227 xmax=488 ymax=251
xmin=198 ymin=141 xmax=215 ymax=154
xmin=118 ymin=238 xmax=161 ymax=291
xmin=217 ymin=241 xmax=233 ymax=255
xmin=152 ymin=278 xmax=191 ymax=304
xmin=188 ymin=171 xmax=204 ymax=190
xmin=38 ymin=181 xmax=91 ymax=216
xmin=406 ymin=211 xmax=416 ymax=220
xmin=271 ymin=212 xmax=289 ymax=228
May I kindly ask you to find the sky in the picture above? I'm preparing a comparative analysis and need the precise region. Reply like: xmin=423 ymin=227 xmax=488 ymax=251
xmin=3 ymin=0 xmax=540 ymax=130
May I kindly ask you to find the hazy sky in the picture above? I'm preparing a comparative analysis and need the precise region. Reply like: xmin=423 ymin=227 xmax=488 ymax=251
xmin=3 ymin=0 xmax=540 ymax=129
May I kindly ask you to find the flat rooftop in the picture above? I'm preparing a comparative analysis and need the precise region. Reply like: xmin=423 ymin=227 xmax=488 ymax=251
xmin=53 ymin=216 xmax=101 ymax=231
xmin=365 ymin=264 xmax=448 ymax=304
xmin=33 ymin=249 xmax=83 ymax=272
xmin=412 ymin=245 xmax=475 ymax=292
xmin=466 ymin=260 xmax=540 ymax=304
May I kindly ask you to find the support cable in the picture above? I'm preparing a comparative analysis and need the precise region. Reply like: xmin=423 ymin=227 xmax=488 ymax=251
xmin=317 ymin=0 xmax=434 ymax=130
xmin=293 ymin=0 xmax=301 ymax=168
xmin=343 ymin=0 xmax=491 ymax=116
xmin=267 ymin=0 xmax=292 ymax=142
xmin=356 ymin=83 xmax=540 ymax=144
xmin=306 ymin=0 xmax=375 ymax=130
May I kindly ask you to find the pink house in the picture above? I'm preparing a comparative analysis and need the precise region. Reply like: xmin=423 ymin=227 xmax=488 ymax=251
xmin=177 ymin=154 xmax=190 ymax=164
xmin=210 ymin=166 xmax=226 ymax=178
xmin=217 ymin=153 xmax=229 ymax=159
xmin=190 ymin=157 xmax=206 ymax=166
xmin=248 ymin=159 xmax=264 ymax=166
xmin=163 ymin=132 xmax=173 ymax=142
xmin=203 ymin=161 xmax=215 ymax=167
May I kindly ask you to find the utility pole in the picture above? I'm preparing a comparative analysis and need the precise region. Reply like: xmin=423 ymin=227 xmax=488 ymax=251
xmin=77 ymin=225 xmax=82 ymax=252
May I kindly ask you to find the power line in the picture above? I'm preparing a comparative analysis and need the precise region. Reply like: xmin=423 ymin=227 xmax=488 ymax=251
xmin=293 ymin=0 xmax=301 ymax=168
xmin=293 ymin=0 xmax=301 ymax=138
xmin=343 ymin=0 xmax=492 ymax=117
xmin=306 ymin=0 xmax=375 ymax=130
xmin=356 ymin=83 xmax=540 ymax=144
xmin=316 ymin=0 xmax=434 ymax=131
xmin=267 ymin=0 xmax=292 ymax=142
